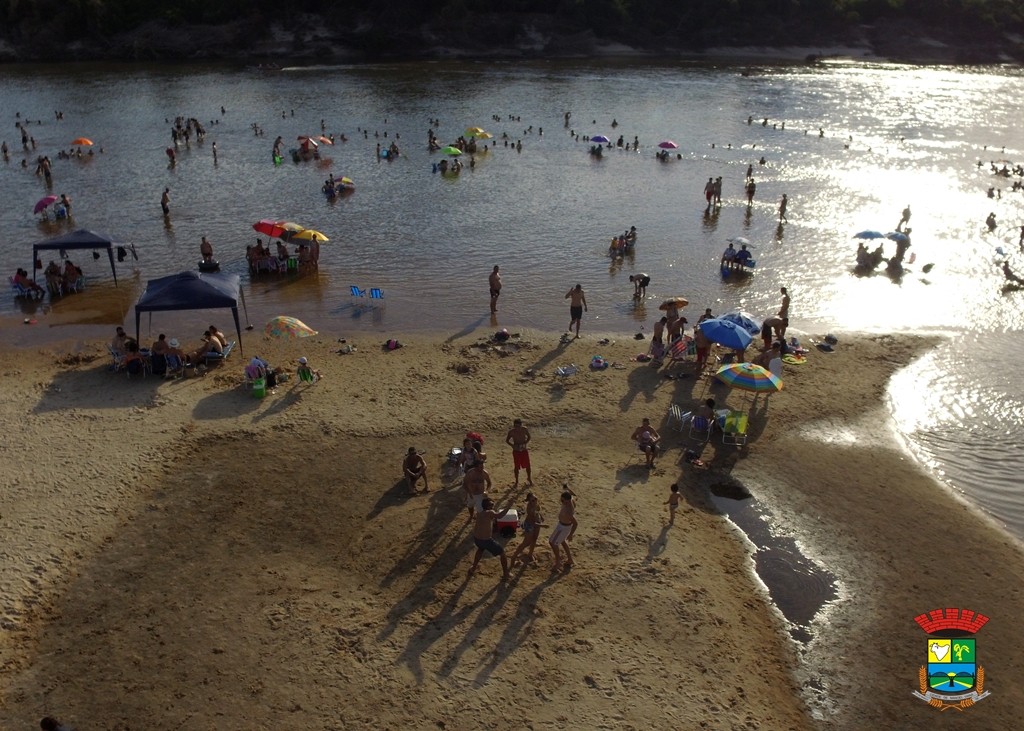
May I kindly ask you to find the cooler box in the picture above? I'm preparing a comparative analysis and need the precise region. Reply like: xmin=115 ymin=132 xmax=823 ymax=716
xmin=496 ymin=509 xmax=519 ymax=536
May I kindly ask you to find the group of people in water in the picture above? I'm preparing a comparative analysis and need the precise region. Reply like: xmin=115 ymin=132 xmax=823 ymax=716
xmin=608 ymin=226 xmax=637 ymax=257
xmin=245 ymin=237 xmax=319 ymax=274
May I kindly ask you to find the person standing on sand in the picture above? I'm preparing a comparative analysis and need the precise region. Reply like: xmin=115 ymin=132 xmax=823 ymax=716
xmin=489 ymin=265 xmax=502 ymax=313
xmin=463 ymin=461 xmax=491 ymax=521
xmin=510 ymin=492 xmax=544 ymax=566
xmin=403 ymin=447 xmax=428 ymax=494
xmin=161 ymin=188 xmax=170 ymax=216
xmin=898 ymin=205 xmax=911 ymax=232
xmin=467 ymin=498 xmax=511 ymax=581
xmin=665 ymin=484 xmax=682 ymax=525
xmin=549 ymin=486 xmax=578 ymax=570
xmin=565 ymin=284 xmax=587 ymax=338
xmin=505 ymin=418 xmax=533 ymax=486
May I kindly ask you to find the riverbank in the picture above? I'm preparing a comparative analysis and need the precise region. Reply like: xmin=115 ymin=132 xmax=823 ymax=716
xmin=1 ymin=327 xmax=1022 ymax=729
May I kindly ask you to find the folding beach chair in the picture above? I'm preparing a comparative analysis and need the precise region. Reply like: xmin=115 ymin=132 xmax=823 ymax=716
xmin=667 ymin=404 xmax=690 ymax=432
xmin=721 ymin=410 xmax=749 ymax=446
xmin=664 ymin=336 xmax=695 ymax=370
xmin=369 ymin=287 xmax=385 ymax=301
xmin=350 ymin=285 xmax=365 ymax=299
xmin=107 ymin=345 xmax=125 ymax=372
xmin=688 ymin=415 xmax=713 ymax=442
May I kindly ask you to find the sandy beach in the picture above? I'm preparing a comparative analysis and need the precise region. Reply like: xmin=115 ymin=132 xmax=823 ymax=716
xmin=1 ymin=326 xmax=1023 ymax=730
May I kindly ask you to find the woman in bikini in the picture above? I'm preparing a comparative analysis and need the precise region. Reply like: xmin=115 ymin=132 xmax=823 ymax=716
xmin=510 ymin=493 xmax=545 ymax=566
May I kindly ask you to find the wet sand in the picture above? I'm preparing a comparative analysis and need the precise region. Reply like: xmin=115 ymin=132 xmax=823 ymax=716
xmin=1 ymin=328 xmax=1022 ymax=729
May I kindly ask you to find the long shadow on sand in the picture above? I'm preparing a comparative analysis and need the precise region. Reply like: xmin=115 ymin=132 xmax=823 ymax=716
xmin=34 ymin=362 xmax=164 ymax=413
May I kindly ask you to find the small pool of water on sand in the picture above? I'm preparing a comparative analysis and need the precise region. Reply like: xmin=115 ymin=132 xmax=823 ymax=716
xmin=709 ymin=481 xmax=838 ymax=644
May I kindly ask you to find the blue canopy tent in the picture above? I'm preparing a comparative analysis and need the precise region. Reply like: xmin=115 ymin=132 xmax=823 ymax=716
xmin=134 ymin=271 xmax=249 ymax=354
xmin=31 ymin=229 xmax=123 ymax=285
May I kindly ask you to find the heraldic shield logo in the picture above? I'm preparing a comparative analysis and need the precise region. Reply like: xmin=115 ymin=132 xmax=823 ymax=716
xmin=913 ymin=608 xmax=991 ymax=711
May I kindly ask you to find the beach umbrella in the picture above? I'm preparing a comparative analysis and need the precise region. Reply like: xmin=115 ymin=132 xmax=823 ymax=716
xmin=340 ymin=177 xmax=355 ymax=187
xmin=698 ymin=318 xmax=753 ymax=350
xmin=658 ymin=140 xmax=679 ymax=149
xmin=264 ymin=315 xmax=318 ymax=339
xmin=465 ymin=127 xmax=485 ymax=136
xmin=886 ymin=231 xmax=909 ymax=243
xmin=728 ymin=236 xmax=751 ymax=246
xmin=591 ymin=135 xmax=610 ymax=144
xmin=475 ymin=132 xmax=493 ymax=139
xmin=34 ymin=194 xmax=59 ymax=214
xmin=317 ymin=136 xmax=334 ymax=145
xmin=715 ymin=362 xmax=783 ymax=392
xmin=253 ymin=219 xmax=287 ymax=239
xmin=70 ymin=137 xmax=93 ymax=146
xmin=276 ymin=221 xmax=305 ymax=234
xmin=442 ymin=145 xmax=463 ymax=156
xmin=853 ymin=230 xmax=886 ymax=239
xmin=290 ymin=228 xmax=329 ymax=242
xmin=718 ymin=311 xmax=762 ymax=336
xmin=658 ymin=296 xmax=689 ymax=311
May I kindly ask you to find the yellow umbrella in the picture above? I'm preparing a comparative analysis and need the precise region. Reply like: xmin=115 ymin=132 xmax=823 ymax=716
xmin=475 ymin=132 xmax=493 ymax=139
xmin=290 ymin=228 xmax=329 ymax=242
xmin=465 ymin=127 xmax=485 ymax=136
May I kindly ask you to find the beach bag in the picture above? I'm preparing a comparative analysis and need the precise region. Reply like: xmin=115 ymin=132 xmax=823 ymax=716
xmin=386 ymin=338 xmax=402 ymax=350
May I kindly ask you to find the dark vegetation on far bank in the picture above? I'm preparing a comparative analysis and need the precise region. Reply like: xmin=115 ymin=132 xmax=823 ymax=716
xmin=1 ymin=0 xmax=1023 ymax=63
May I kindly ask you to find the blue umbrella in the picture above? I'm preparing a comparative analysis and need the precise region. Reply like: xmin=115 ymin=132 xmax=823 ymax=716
xmin=591 ymin=135 xmax=610 ymax=144
xmin=719 ymin=311 xmax=762 ymax=336
xmin=886 ymin=231 xmax=909 ymax=243
xmin=853 ymin=230 xmax=887 ymax=239
xmin=698 ymin=318 xmax=754 ymax=350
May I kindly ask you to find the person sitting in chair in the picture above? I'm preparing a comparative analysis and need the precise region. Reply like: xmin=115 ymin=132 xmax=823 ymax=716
xmin=296 ymin=356 xmax=321 ymax=383
xmin=403 ymin=447 xmax=428 ymax=493
xmin=631 ymin=417 xmax=661 ymax=469
xmin=123 ymin=341 xmax=146 ymax=376
xmin=186 ymin=329 xmax=222 ymax=365
xmin=14 ymin=268 xmax=45 ymax=297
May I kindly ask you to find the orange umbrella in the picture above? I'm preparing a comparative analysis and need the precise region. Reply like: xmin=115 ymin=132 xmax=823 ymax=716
xmin=71 ymin=137 xmax=93 ymax=146
xmin=317 ymin=136 xmax=334 ymax=145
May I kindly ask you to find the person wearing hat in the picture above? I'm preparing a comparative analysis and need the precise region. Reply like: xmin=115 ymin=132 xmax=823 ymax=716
xmin=296 ymin=356 xmax=321 ymax=383
xmin=403 ymin=447 xmax=428 ymax=494
xmin=164 ymin=338 xmax=186 ymax=378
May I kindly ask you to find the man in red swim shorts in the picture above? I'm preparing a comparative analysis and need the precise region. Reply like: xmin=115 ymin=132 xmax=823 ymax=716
xmin=505 ymin=418 xmax=533 ymax=486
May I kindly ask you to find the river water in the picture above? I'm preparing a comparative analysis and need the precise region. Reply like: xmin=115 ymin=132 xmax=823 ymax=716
xmin=1 ymin=58 xmax=1023 ymax=539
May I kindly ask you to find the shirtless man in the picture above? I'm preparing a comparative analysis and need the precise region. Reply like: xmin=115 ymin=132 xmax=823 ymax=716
xmin=629 ymin=273 xmax=650 ymax=298
xmin=467 ymin=498 xmax=511 ymax=581
xmin=403 ymin=447 xmax=428 ymax=493
xmin=200 ymin=236 xmax=214 ymax=262
xmin=549 ymin=486 xmax=578 ymax=570
xmin=631 ymin=417 xmax=661 ymax=468
xmin=489 ymin=265 xmax=502 ymax=313
xmin=778 ymin=287 xmax=791 ymax=319
xmin=565 ymin=284 xmax=587 ymax=338
xmin=505 ymin=418 xmax=533 ymax=486
xmin=463 ymin=461 xmax=492 ymax=521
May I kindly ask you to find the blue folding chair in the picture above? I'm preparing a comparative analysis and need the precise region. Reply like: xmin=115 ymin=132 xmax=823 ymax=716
xmin=369 ymin=288 xmax=384 ymax=301
xmin=350 ymin=285 xmax=366 ymax=298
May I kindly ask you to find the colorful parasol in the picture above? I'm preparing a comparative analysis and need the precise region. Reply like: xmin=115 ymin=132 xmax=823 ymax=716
xmin=34 ymin=195 xmax=59 ymax=214
xmin=264 ymin=316 xmax=318 ymax=339
xmin=290 ymin=228 xmax=329 ymax=242
xmin=71 ymin=137 xmax=93 ymax=146
xmin=715 ymin=362 xmax=783 ymax=392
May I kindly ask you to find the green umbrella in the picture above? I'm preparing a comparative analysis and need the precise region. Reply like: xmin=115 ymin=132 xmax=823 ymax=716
xmin=442 ymin=146 xmax=462 ymax=156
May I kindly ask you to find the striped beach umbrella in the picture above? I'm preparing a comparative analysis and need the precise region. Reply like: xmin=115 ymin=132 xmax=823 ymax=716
xmin=715 ymin=362 xmax=782 ymax=392
xmin=264 ymin=316 xmax=317 ymax=339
